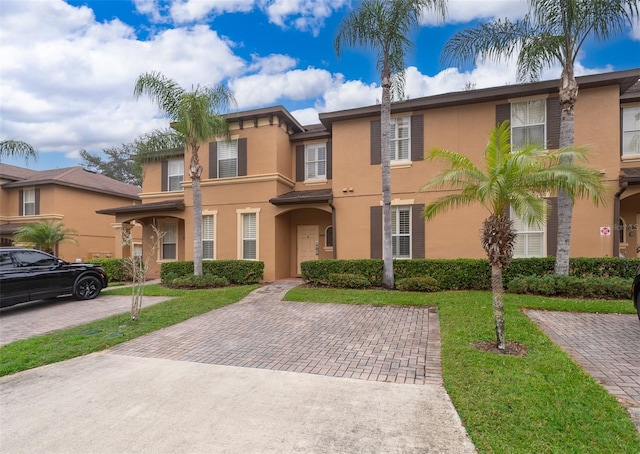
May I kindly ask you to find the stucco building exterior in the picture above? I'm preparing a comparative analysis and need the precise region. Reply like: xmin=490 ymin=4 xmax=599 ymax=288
xmin=99 ymin=68 xmax=640 ymax=281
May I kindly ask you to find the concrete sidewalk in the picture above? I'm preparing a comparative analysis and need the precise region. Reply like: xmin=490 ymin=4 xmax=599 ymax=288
xmin=0 ymin=281 xmax=477 ymax=453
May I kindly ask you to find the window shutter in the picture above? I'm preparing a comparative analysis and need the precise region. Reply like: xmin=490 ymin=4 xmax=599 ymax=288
xmin=208 ymin=142 xmax=218 ymax=179
xmin=370 ymin=120 xmax=381 ymax=165
xmin=238 ymin=138 xmax=247 ymax=176
xmin=411 ymin=204 xmax=425 ymax=258
xmin=296 ymin=145 xmax=305 ymax=182
xmin=326 ymin=141 xmax=332 ymax=179
xmin=370 ymin=205 xmax=382 ymax=259
xmin=546 ymin=197 xmax=558 ymax=257
xmin=161 ymin=161 xmax=168 ymax=191
xmin=496 ymin=103 xmax=510 ymax=126
xmin=34 ymin=188 xmax=40 ymax=215
xmin=19 ymin=190 xmax=23 ymax=216
xmin=546 ymin=98 xmax=560 ymax=149
xmin=411 ymin=115 xmax=424 ymax=161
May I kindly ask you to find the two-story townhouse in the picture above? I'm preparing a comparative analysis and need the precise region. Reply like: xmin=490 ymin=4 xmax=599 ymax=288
xmin=0 ymin=164 xmax=142 ymax=261
xmin=100 ymin=68 xmax=640 ymax=281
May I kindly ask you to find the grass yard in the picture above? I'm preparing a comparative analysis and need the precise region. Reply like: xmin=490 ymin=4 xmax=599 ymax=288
xmin=285 ymin=288 xmax=640 ymax=454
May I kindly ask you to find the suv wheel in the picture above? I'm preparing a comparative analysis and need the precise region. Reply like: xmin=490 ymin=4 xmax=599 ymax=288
xmin=74 ymin=276 xmax=102 ymax=300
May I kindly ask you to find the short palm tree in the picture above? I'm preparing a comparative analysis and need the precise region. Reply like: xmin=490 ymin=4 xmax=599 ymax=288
xmin=0 ymin=140 xmax=37 ymax=162
xmin=335 ymin=0 xmax=446 ymax=288
xmin=134 ymin=72 xmax=235 ymax=276
xmin=419 ymin=121 xmax=604 ymax=350
xmin=442 ymin=0 xmax=638 ymax=275
xmin=14 ymin=220 xmax=77 ymax=255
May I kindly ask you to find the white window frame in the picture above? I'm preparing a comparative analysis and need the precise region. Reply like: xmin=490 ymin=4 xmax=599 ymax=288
xmin=511 ymin=99 xmax=546 ymax=150
xmin=391 ymin=206 xmax=411 ymax=259
xmin=511 ymin=208 xmax=546 ymax=258
xmin=218 ymin=139 xmax=238 ymax=178
xmin=159 ymin=221 xmax=178 ymax=261
xmin=167 ymin=159 xmax=184 ymax=192
xmin=305 ymin=143 xmax=327 ymax=181
xmin=622 ymin=106 xmax=640 ymax=156
xmin=22 ymin=188 xmax=35 ymax=216
xmin=237 ymin=208 xmax=260 ymax=260
xmin=390 ymin=117 xmax=411 ymax=162
xmin=202 ymin=212 xmax=217 ymax=260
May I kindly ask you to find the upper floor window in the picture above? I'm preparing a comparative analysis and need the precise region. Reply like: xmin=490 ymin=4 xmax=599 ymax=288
xmin=392 ymin=206 xmax=411 ymax=259
xmin=167 ymin=159 xmax=184 ymax=192
xmin=218 ymin=139 xmax=238 ymax=178
xmin=22 ymin=188 xmax=36 ymax=216
xmin=391 ymin=117 xmax=410 ymax=161
xmin=623 ymin=106 xmax=640 ymax=156
xmin=202 ymin=215 xmax=215 ymax=260
xmin=511 ymin=100 xmax=546 ymax=149
xmin=511 ymin=208 xmax=545 ymax=258
xmin=305 ymin=144 xmax=326 ymax=180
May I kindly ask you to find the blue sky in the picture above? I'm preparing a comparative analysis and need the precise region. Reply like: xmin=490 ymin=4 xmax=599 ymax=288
xmin=1 ymin=0 xmax=638 ymax=172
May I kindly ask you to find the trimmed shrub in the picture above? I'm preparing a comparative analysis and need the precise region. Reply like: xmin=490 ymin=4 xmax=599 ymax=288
xmin=161 ymin=260 xmax=263 ymax=284
xmin=507 ymin=275 xmax=631 ymax=300
xmin=395 ymin=259 xmax=490 ymax=290
xmin=166 ymin=274 xmax=230 ymax=289
xmin=396 ymin=276 xmax=440 ymax=292
xmin=326 ymin=273 xmax=371 ymax=289
xmin=302 ymin=260 xmax=383 ymax=286
xmin=86 ymin=258 xmax=132 ymax=282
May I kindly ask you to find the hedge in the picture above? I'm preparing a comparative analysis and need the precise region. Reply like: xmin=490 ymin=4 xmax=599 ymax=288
xmin=161 ymin=260 xmax=264 ymax=285
xmin=86 ymin=258 xmax=132 ymax=282
xmin=507 ymin=275 xmax=632 ymax=300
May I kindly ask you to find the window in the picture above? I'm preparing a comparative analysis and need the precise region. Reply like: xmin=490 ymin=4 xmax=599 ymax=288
xmin=161 ymin=222 xmax=177 ymax=260
xmin=305 ymin=144 xmax=326 ymax=180
xmin=511 ymin=208 xmax=545 ymax=258
xmin=392 ymin=206 xmax=411 ymax=259
xmin=167 ymin=159 xmax=184 ymax=191
xmin=623 ymin=107 xmax=640 ymax=156
xmin=511 ymin=100 xmax=546 ymax=149
xmin=202 ymin=215 xmax=215 ymax=260
xmin=325 ymin=226 xmax=333 ymax=248
xmin=22 ymin=188 xmax=35 ymax=216
xmin=241 ymin=213 xmax=257 ymax=260
xmin=218 ymin=139 xmax=238 ymax=178
xmin=391 ymin=117 xmax=410 ymax=161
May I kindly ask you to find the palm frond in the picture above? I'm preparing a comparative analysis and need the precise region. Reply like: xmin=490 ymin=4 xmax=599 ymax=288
xmin=0 ymin=140 xmax=38 ymax=162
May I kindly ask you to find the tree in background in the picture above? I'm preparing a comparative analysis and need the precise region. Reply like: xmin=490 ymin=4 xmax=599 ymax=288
xmin=419 ymin=121 xmax=604 ymax=350
xmin=442 ymin=0 xmax=639 ymax=275
xmin=335 ymin=0 xmax=446 ymax=288
xmin=134 ymin=71 xmax=234 ymax=276
xmin=0 ymin=140 xmax=38 ymax=163
xmin=80 ymin=143 xmax=143 ymax=186
xmin=13 ymin=220 xmax=78 ymax=255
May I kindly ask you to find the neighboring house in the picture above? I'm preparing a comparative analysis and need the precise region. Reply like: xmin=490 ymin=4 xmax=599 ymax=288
xmin=99 ymin=68 xmax=640 ymax=281
xmin=0 ymin=164 xmax=142 ymax=261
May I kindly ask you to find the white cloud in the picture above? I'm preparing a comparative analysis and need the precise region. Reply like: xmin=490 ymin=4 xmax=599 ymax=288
xmin=261 ymin=0 xmax=348 ymax=35
xmin=421 ymin=0 xmax=528 ymax=25
xmin=169 ymin=0 xmax=254 ymax=23
xmin=248 ymin=54 xmax=298 ymax=74
xmin=631 ymin=16 xmax=640 ymax=40
xmin=132 ymin=0 xmax=164 ymax=23
xmin=290 ymin=107 xmax=321 ymax=125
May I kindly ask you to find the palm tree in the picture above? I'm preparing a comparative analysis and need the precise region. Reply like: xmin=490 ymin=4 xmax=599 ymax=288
xmin=0 ymin=140 xmax=37 ymax=162
xmin=134 ymin=72 xmax=234 ymax=276
xmin=441 ymin=0 xmax=638 ymax=275
xmin=419 ymin=121 xmax=604 ymax=350
xmin=335 ymin=0 xmax=446 ymax=288
xmin=13 ymin=220 xmax=77 ymax=255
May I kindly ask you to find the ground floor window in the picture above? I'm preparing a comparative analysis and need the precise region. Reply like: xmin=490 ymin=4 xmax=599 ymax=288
xmin=241 ymin=212 xmax=257 ymax=260
xmin=160 ymin=221 xmax=177 ymax=260
xmin=203 ymin=215 xmax=215 ymax=260
xmin=511 ymin=208 xmax=544 ymax=257
xmin=392 ymin=206 xmax=411 ymax=259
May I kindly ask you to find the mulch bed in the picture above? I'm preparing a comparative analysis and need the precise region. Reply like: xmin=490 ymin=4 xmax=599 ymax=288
xmin=471 ymin=340 xmax=528 ymax=357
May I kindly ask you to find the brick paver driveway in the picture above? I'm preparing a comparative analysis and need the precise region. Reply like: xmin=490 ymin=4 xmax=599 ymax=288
xmin=110 ymin=281 xmax=442 ymax=385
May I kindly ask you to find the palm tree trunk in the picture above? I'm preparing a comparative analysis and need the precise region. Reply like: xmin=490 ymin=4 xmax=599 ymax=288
xmin=491 ymin=263 xmax=506 ymax=351
xmin=381 ymin=70 xmax=394 ymax=289
xmin=190 ymin=144 xmax=203 ymax=276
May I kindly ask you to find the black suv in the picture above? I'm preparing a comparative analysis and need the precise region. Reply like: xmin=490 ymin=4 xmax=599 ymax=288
xmin=0 ymin=247 xmax=108 ymax=308
xmin=633 ymin=265 xmax=640 ymax=321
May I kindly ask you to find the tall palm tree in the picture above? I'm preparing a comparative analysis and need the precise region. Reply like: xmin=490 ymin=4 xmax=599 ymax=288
xmin=419 ymin=121 xmax=604 ymax=350
xmin=13 ymin=220 xmax=77 ymax=255
xmin=134 ymin=72 xmax=234 ymax=276
xmin=0 ymin=140 xmax=38 ymax=162
xmin=441 ymin=0 xmax=638 ymax=275
xmin=335 ymin=0 xmax=446 ymax=288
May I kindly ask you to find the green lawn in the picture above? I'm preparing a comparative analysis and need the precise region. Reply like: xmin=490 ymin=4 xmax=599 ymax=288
xmin=285 ymin=288 xmax=640 ymax=454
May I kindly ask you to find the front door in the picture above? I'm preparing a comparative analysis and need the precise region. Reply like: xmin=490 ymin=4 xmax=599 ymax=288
xmin=297 ymin=225 xmax=318 ymax=275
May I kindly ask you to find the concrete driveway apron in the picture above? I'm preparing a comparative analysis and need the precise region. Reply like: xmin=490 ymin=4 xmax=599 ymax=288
xmin=0 ymin=281 xmax=476 ymax=453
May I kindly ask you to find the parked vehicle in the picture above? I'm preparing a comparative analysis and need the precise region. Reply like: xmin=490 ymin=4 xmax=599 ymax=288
xmin=633 ymin=265 xmax=640 ymax=321
xmin=0 ymin=247 xmax=108 ymax=308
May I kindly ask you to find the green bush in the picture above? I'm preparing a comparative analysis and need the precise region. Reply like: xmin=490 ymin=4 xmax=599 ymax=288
xmin=394 ymin=259 xmax=491 ymax=290
xmin=396 ymin=276 xmax=440 ymax=292
xmin=302 ymin=260 xmax=383 ymax=286
xmin=326 ymin=273 xmax=371 ymax=289
xmin=507 ymin=275 xmax=631 ymax=300
xmin=166 ymin=274 xmax=230 ymax=289
xmin=86 ymin=258 xmax=132 ymax=282
xmin=161 ymin=260 xmax=263 ymax=284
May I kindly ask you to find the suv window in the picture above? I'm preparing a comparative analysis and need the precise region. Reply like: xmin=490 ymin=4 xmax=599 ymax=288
xmin=12 ymin=250 xmax=58 ymax=267
xmin=0 ymin=252 xmax=15 ymax=269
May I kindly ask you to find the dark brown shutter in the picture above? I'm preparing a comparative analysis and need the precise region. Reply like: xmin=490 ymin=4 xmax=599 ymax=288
xmin=496 ymin=103 xmax=510 ymax=126
xmin=296 ymin=145 xmax=305 ymax=182
xmin=209 ymin=142 xmax=218 ymax=179
xmin=238 ymin=138 xmax=247 ymax=176
xmin=326 ymin=141 xmax=332 ymax=179
xmin=161 ymin=161 xmax=168 ymax=191
xmin=370 ymin=205 xmax=382 ymax=259
xmin=546 ymin=197 xmax=558 ymax=257
xmin=34 ymin=188 xmax=40 ymax=215
xmin=546 ymin=98 xmax=560 ymax=149
xmin=370 ymin=120 xmax=381 ymax=165
xmin=411 ymin=204 xmax=425 ymax=258
xmin=411 ymin=115 xmax=424 ymax=161
xmin=19 ymin=190 xmax=23 ymax=216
